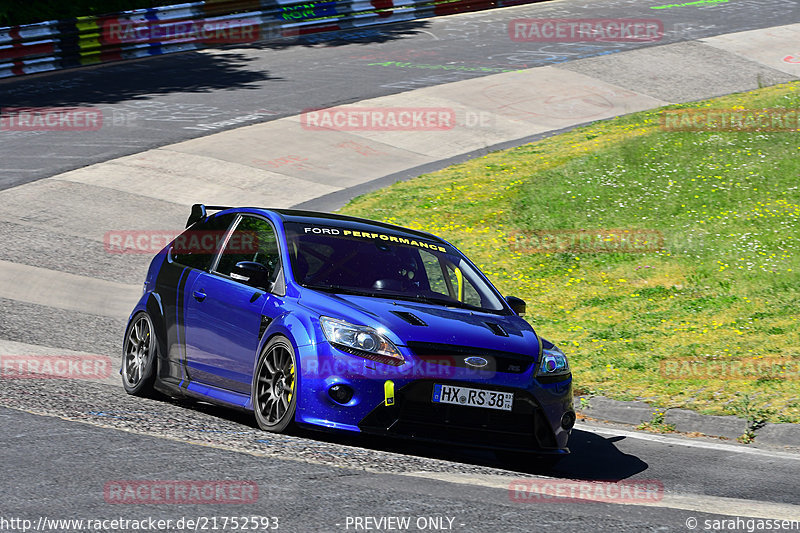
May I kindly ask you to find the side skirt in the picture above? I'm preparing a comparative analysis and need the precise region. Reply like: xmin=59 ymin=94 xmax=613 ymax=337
xmin=155 ymin=375 xmax=253 ymax=412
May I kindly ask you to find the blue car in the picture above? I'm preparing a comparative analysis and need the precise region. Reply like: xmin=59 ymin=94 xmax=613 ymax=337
xmin=122 ymin=205 xmax=574 ymax=456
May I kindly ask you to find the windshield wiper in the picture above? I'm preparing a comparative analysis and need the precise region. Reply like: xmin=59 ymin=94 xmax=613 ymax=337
xmin=302 ymin=284 xmax=482 ymax=311
xmin=379 ymin=292 xmax=474 ymax=310
xmin=301 ymin=284 xmax=374 ymax=297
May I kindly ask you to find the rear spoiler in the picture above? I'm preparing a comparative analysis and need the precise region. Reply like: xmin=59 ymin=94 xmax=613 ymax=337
xmin=186 ymin=204 xmax=232 ymax=228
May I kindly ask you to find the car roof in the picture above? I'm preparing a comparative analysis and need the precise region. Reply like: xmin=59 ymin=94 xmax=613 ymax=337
xmin=244 ymin=208 xmax=449 ymax=245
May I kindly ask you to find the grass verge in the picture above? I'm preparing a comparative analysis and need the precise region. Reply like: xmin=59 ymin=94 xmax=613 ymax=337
xmin=340 ymin=82 xmax=800 ymax=424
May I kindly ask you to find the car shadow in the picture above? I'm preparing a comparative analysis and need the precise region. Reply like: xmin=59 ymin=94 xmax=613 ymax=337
xmin=169 ymin=397 xmax=648 ymax=481
xmin=542 ymin=430 xmax=649 ymax=481
xmin=293 ymin=427 xmax=648 ymax=481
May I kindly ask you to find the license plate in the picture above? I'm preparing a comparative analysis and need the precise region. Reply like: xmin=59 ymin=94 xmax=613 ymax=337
xmin=432 ymin=384 xmax=513 ymax=411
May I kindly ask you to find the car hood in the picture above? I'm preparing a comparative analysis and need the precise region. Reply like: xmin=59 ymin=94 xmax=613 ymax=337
xmin=298 ymin=289 xmax=540 ymax=358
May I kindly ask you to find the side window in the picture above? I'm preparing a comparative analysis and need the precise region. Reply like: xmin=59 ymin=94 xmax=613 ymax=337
xmin=171 ymin=213 xmax=236 ymax=270
xmin=421 ymin=251 xmax=449 ymax=296
xmin=458 ymin=268 xmax=483 ymax=308
xmin=214 ymin=216 xmax=282 ymax=284
xmin=420 ymin=250 xmax=483 ymax=307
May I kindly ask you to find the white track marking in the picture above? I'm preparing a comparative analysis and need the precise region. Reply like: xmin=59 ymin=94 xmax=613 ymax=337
xmin=405 ymin=472 xmax=800 ymax=520
xmin=575 ymin=423 xmax=800 ymax=460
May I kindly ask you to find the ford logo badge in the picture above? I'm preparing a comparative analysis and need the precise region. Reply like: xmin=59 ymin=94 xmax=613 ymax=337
xmin=465 ymin=356 xmax=489 ymax=368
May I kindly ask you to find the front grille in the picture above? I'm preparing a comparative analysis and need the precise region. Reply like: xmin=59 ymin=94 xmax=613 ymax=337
xmin=406 ymin=342 xmax=533 ymax=374
xmin=359 ymin=380 xmax=558 ymax=450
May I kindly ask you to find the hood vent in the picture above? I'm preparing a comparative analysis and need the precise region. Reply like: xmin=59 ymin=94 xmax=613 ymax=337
xmin=485 ymin=322 xmax=509 ymax=337
xmin=391 ymin=311 xmax=428 ymax=326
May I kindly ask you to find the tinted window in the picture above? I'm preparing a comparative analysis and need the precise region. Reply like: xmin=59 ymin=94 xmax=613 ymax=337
xmin=214 ymin=216 xmax=282 ymax=285
xmin=171 ymin=213 xmax=236 ymax=270
xmin=422 ymin=250 xmax=484 ymax=308
xmin=285 ymin=222 xmax=506 ymax=313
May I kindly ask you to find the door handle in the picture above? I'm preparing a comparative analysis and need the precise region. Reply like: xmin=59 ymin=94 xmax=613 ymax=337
xmin=192 ymin=290 xmax=207 ymax=302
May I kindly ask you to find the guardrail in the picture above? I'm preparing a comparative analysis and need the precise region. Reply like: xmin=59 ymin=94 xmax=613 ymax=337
xmin=0 ymin=0 xmax=539 ymax=79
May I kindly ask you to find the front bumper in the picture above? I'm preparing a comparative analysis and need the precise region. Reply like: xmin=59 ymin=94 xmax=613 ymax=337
xmin=294 ymin=342 xmax=573 ymax=452
xmin=359 ymin=380 xmax=569 ymax=454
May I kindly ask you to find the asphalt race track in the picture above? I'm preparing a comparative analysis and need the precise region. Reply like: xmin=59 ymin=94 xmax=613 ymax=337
xmin=1 ymin=0 xmax=797 ymax=189
xmin=1 ymin=0 xmax=799 ymax=531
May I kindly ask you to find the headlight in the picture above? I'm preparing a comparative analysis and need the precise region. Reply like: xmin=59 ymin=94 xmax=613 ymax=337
xmin=536 ymin=339 xmax=570 ymax=377
xmin=320 ymin=316 xmax=404 ymax=365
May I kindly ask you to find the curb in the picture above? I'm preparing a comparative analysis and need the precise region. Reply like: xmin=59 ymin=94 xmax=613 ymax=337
xmin=757 ymin=423 xmax=800 ymax=447
xmin=574 ymin=396 xmax=800 ymax=447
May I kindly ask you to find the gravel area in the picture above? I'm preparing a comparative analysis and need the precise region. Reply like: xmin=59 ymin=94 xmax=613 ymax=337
xmin=0 ymin=378 xmax=545 ymax=477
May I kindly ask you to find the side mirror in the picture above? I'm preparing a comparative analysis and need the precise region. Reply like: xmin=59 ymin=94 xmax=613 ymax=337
xmin=505 ymin=295 xmax=526 ymax=315
xmin=231 ymin=261 xmax=270 ymax=289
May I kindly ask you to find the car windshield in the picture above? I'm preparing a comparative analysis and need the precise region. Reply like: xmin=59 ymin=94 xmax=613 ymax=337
xmin=284 ymin=222 xmax=508 ymax=313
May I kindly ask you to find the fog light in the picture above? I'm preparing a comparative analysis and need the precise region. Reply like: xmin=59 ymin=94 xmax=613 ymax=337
xmin=561 ymin=411 xmax=576 ymax=430
xmin=328 ymin=384 xmax=353 ymax=404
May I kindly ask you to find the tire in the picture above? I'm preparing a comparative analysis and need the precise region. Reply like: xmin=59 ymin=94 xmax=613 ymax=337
xmin=252 ymin=336 xmax=297 ymax=433
xmin=121 ymin=312 xmax=158 ymax=397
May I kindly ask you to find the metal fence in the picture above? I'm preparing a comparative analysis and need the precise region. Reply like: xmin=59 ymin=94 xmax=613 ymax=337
xmin=0 ymin=0 xmax=540 ymax=79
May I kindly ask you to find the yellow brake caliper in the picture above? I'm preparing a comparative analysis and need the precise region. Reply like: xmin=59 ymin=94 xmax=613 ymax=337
xmin=287 ymin=362 xmax=295 ymax=403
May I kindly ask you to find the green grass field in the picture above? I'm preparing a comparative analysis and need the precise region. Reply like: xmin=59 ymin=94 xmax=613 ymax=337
xmin=340 ymin=82 xmax=800 ymax=428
